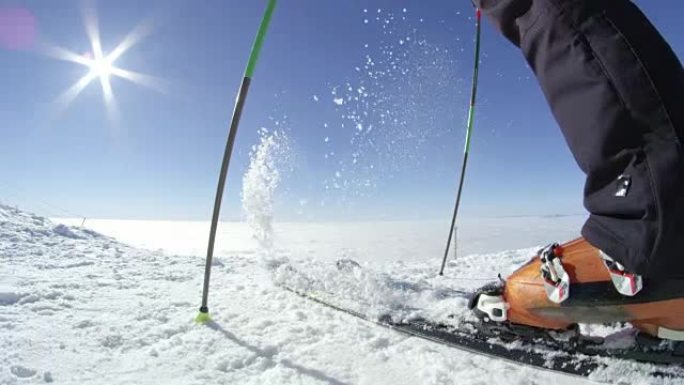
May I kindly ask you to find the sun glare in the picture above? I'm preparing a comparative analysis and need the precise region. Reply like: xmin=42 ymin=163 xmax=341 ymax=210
xmin=43 ymin=1 xmax=160 ymax=124
xmin=89 ymin=56 xmax=114 ymax=79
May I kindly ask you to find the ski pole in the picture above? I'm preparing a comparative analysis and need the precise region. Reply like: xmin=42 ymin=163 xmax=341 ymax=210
xmin=439 ymin=8 xmax=482 ymax=276
xmin=197 ymin=0 xmax=277 ymax=323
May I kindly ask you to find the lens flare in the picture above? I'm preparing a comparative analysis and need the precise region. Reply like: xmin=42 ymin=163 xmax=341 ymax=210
xmin=40 ymin=1 xmax=162 ymax=124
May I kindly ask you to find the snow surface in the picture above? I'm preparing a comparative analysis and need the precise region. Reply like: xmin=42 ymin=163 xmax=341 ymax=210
xmin=1 ymin=205 xmax=680 ymax=384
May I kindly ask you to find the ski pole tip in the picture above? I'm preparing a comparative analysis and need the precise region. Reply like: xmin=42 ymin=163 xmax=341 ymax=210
xmin=195 ymin=308 xmax=211 ymax=324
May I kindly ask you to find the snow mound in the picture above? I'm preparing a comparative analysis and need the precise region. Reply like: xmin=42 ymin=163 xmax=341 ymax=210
xmin=0 ymin=205 xmax=201 ymax=384
xmin=0 ymin=204 xmax=102 ymax=245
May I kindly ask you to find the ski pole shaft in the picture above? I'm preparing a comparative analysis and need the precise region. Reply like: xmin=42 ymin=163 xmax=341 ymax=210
xmin=439 ymin=8 xmax=482 ymax=276
xmin=198 ymin=0 xmax=277 ymax=322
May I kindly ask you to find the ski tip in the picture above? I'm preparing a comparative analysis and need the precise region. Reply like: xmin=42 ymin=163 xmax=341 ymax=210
xmin=195 ymin=311 xmax=212 ymax=324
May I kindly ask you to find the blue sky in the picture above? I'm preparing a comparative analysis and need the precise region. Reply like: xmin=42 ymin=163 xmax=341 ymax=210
xmin=1 ymin=0 xmax=682 ymax=221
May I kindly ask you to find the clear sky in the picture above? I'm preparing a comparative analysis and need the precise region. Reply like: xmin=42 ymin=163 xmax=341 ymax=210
xmin=1 ymin=0 xmax=682 ymax=221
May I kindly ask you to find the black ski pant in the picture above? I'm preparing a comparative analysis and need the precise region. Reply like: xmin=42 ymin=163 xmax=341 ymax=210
xmin=473 ymin=0 xmax=684 ymax=278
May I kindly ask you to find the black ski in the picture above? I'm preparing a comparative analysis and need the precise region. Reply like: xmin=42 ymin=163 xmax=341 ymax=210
xmin=280 ymin=284 xmax=684 ymax=381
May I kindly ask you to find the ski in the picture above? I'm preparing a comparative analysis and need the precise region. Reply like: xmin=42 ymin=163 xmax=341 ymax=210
xmin=279 ymin=283 xmax=684 ymax=381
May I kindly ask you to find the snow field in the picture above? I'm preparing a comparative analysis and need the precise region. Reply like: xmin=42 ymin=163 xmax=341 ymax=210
xmin=3 ymin=204 xmax=682 ymax=384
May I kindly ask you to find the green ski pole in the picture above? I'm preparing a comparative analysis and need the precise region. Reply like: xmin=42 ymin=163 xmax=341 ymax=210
xmin=439 ymin=8 xmax=482 ymax=276
xmin=197 ymin=0 xmax=277 ymax=323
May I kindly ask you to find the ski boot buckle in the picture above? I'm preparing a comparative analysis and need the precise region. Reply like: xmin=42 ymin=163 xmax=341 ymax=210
xmin=600 ymin=251 xmax=643 ymax=296
xmin=539 ymin=243 xmax=570 ymax=304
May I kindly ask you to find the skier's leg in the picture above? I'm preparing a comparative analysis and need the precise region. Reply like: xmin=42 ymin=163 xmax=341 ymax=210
xmin=473 ymin=0 xmax=684 ymax=278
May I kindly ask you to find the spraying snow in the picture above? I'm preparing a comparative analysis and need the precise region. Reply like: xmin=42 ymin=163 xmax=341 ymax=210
xmin=321 ymin=8 xmax=467 ymax=206
xmin=241 ymin=129 xmax=291 ymax=258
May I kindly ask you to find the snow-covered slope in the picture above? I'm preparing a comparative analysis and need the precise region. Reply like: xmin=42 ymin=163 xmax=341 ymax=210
xmin=2 ymin=205 xmax=680 ymax=384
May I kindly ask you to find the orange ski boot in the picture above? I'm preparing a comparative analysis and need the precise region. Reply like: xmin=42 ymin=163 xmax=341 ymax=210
xmin=470 ymin=238 xmax=684 ymax=341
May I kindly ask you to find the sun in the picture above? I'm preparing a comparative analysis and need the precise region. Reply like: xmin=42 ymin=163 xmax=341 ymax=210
xmin=42 ymin=1 xmax=161 ymax=124
xmin=88 ymin=56 xmax=114 ymax=80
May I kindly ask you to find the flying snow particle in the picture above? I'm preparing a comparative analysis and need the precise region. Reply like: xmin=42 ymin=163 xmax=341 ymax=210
xmin=324 ymin=136 xmax=330 ymax=142
xmin=242 ymin=131 xmax=291 ymax=252
xmin=313 ymin=94 xmax=319 ymax=102
xmin=333 ymin=98 xmax=344 ymax=106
